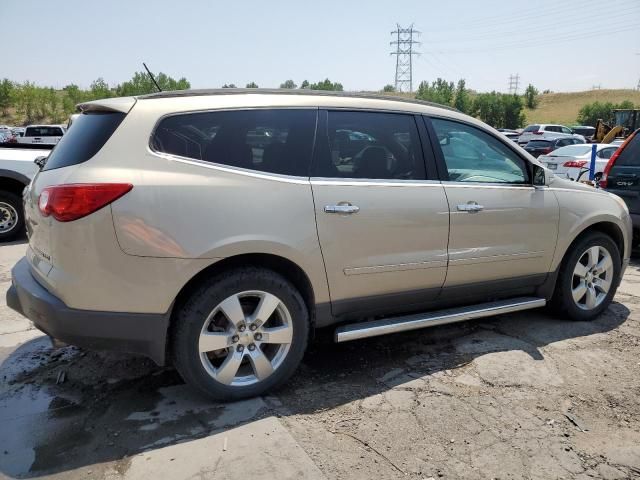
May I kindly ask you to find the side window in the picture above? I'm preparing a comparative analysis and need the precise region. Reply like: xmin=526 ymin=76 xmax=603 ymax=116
xmin=557 ymin=139 xmax=570 ymax=147
xmin=561 ymin=126 xmax=572 ymax=134
xmin=431 ymin=118 xmax=529 ymax=184
xmin=151 ymin=109 xmax=316 ymax=177
xmin=597 ymin=147 xmax=616 ymax=159
xmin=314 ymin=111 xmax=425 ymax=180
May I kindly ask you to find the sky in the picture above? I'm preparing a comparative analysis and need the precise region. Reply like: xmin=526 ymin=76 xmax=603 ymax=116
xmin=2 ymin=0 xmax=639 ymax=93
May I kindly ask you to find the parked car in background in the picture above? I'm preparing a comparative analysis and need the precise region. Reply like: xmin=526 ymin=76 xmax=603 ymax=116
xmin=601 ymin=130 xmax=640 ymax=241
xmin=518 ymin=124 xmax=585 ymax=146
xmin=0 ymin=130 xmax=14 ymax=144
xmin=11 ymin=127 xmax=25 ymax=137
xmin=6 ymin=90 xmax=631 ymax=401
xmin=17 ymin=125 xmax=65 ymax=145
xmin=538 ymin=143 xmax=619 ymax=181
xmin=497 ymin=128 xmax=520 ymax=142
xmin=0 ymin=147 xmax=49 ymax=240
xmin=523 ymin=137 xmax=585 ymax=158
xmin=571 ymin=126 xmax=596 ymax=142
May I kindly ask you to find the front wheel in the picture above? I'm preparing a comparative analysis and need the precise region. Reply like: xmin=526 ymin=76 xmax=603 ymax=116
xmin=172 ymin=267 xmax=309 ymax=401
xmin=552 ymin=232 xmax=621 ymax=321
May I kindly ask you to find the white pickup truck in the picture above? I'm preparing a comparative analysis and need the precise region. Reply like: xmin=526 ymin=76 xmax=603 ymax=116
xmin=0 ymin=147 xmax=50 ymax=240
xmin=17 ymin=125 xmax=66 ymax=146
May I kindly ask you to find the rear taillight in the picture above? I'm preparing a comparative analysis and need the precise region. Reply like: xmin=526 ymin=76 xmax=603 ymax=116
xmin=542 ymin=147 xmax=553 ymax=154
xmin=563 ymin=160 xmax=588 ymax=168
xmin=38 ymin=183 xmax=133 ymax=222
xmin=600 ymin=131 xmax=637 ymax=188
xmin=533 ymin=131 xmax=543 ymax=135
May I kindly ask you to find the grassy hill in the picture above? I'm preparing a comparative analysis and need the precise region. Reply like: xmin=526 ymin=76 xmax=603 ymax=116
xmin=524 ymin=89 xmax=640 ymax=126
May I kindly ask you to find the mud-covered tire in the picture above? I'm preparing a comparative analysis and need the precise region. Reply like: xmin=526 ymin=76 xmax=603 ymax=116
xmin=551 ymin=232 xmax=621 ymax=321
xmin=0 ymin=191 xmax=25 ymax=242
xmin=172 ymin=267 xmax=309 ymax=401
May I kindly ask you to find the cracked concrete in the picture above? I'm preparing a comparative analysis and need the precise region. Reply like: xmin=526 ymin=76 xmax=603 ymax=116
xmin=1 ymin=240 xmax=640 ymax=479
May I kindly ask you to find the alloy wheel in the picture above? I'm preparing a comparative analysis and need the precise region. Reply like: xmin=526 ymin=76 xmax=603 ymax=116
xmin=198 ymin=290 xmax=293 ymax=386
xmin=572 ymin=246 xmax=614 ymax=311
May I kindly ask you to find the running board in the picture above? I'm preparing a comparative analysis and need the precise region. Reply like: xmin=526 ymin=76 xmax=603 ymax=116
xmin=334 ymin=297 xmax=546 ymax=343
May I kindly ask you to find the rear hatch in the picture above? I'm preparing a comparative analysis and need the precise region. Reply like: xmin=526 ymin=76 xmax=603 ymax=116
xmin=26 ymin=100 xmax=133 ymax=275
xmin=602 ymin=130 xmax=640 ymax=215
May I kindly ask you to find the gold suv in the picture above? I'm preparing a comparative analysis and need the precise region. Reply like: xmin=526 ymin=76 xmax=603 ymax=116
xmin=7 ymin=90 xmax=631 ymax=400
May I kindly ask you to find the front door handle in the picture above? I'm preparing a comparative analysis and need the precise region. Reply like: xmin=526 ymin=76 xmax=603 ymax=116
xmin=457 ymin=202 xmax=484 ymax=213
xmin=324 ymin=204 xmax=360 ymax=214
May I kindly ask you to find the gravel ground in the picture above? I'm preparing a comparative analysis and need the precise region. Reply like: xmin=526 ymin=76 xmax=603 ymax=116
xmin=1 ymin=240 xmax=639 ymax=479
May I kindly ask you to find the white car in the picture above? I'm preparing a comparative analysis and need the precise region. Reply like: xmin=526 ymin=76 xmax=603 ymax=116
xmin=17 ymin=125 xmax=65 ymax=145
xmin=538 ymin=144 xmax=619 ymax=181
xmin=518 ymin=124 xmax=585 ymax=146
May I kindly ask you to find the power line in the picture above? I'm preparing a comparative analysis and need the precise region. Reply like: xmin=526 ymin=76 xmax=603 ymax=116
xmin=390 ymin=24 xmax=420 ymax=93
xmin=508 ymin=74 xmax=520 ymax=94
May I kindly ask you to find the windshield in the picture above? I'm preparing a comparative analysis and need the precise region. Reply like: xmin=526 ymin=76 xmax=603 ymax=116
xmin=551 ymin=145 xmax=592 ymax=156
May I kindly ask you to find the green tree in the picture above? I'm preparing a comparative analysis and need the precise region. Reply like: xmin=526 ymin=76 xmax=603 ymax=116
xmin=453 ymin=79 xmax=471 ymax=114
xmin=300 ymin=80 xmax=310 ymax=89
xmin=280 ymin=79 xmax=297 ymax=89
xmin=13 ymin=81 xmax=38 ymax=124
xmin=415 ymin=78 xmax=455 ymax=106
xmin=471 ymin=92 xmax=525 ymax=129
xmin=89 ymin=78 xmax=112 ymax=100
xmin=576 ymin=100 xmax=636 ymax=126
xmin=221 ymin=84 xmax=237 ymax=88
xmin=524 ymin=84 xmax=539 ymax=109
xmin=309 ymin=79 xmax=343 ymax=91
xmin=62 ymin=84 xmax=85 ymax=115
xmin=382 ymin=84 xmax=395 ymax=93
xmin=245 ymin=82 xmax=259 ymax=88
xmin=0 ymin=79 xmax=14 ymax=116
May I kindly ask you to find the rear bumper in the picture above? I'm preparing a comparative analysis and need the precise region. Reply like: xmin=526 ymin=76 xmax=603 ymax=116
xmin=7 ymin=257 xmax=169 ymax=365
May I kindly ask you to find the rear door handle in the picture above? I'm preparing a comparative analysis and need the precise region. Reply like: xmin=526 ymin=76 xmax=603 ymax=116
xmin=324 ymin=204 xmax=360 ymax=214
xmin=457 ymin=202 xmax=484 ymax=213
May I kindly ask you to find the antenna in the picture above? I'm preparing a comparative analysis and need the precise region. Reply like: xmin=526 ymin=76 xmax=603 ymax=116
xmin=143 ymin=62 xmax=162 ymax=92
xmin=390 ymin=24 xmax=421 ymax=93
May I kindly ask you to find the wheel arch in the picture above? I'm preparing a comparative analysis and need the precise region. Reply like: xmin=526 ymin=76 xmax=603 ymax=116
xmin=556 ymin=220 xmax=626 ymax=271
xmin=0 ymin=173 xmax=29 ymax=197
xmin=166 ymin=253 xmax=318 ymax=359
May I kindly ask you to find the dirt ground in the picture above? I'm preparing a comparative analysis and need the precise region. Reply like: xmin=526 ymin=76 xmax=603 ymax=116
xmin=1 ymin=240 xmax=639 ymax=480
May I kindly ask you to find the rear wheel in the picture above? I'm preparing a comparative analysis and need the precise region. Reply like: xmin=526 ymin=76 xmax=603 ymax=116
xmin=172 ymin=267 xmax=309 ymax=401
xmin=0 ymin=191 xmax=24 ymax=242
xmin=552 ymin=232 xmax=620 ymax=321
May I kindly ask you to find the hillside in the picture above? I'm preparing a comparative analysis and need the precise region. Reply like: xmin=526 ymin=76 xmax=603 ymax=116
xmin=524 ymin=89 xmax=640 ymax=126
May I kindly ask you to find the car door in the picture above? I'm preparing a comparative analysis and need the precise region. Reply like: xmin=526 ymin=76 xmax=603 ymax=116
xmin=311 ymin=110 xmax=449 ymax=317
xmin=425 ymin=116 xmax=559 ymax=290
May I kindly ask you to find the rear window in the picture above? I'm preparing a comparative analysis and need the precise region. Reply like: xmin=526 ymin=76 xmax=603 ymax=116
xmin=551 ymin=145 xmax=592 ymax=156
xmin=25 ymin=126 xmax=63 ymax=137
xmin=523 ymin=125 xmax=540 ymax=132
xmin=614 ymin=132 xmax=640 ymax=167
xmin=526 ymin=140 xmax=551 ymax=148
xmin=151 ymin=109 xmax=317 ymax=177
xmin=43 ymin=112 xmax=125 ymax=171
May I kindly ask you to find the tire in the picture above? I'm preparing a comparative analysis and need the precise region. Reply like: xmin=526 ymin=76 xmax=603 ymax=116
xmin=0 ymin=191 xmax=24 ymax=242
xmin=551 ymin=232 xmax=621 ymax=321
xmin=172 ymin=267 xmax=309 ymax=401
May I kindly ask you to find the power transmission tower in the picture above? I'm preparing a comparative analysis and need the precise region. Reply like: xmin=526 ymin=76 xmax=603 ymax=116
xmin=390 ymin=24 xmax=420 ymax=93
xmin=637 ymin=78 xmax=640 ymax=91
xmin=508 ymin=74 xmax=520 ymax=94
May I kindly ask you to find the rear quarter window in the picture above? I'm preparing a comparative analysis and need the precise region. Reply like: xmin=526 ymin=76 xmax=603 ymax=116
xmin=43 ymin=112 xmax=125 ymax=171
xmin=150 ymin=109 xmax=317 ymax=177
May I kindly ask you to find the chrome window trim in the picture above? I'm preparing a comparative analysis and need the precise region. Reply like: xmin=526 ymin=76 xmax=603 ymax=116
xmin=310 ymin=177 xmax=444 ymax=187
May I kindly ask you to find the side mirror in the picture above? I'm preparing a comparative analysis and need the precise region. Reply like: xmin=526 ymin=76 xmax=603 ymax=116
xmin=34 ymin=156 xmax=47 ymax=170
xmin=533 ymin=163 xmax=552 ymax=187
xmin=437 ymin=133 xmax=450 ymax=146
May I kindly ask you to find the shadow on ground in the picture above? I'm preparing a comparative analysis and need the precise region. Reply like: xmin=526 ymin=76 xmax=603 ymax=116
xmin=0 ymin=295 xmax=630 ymax=478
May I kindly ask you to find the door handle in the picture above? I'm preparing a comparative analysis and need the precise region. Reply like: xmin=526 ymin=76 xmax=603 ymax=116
xmin=324 ymin=204 xmax=360 ymax=214
xmin=457 ymin=202 xmax=484 ymax=213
